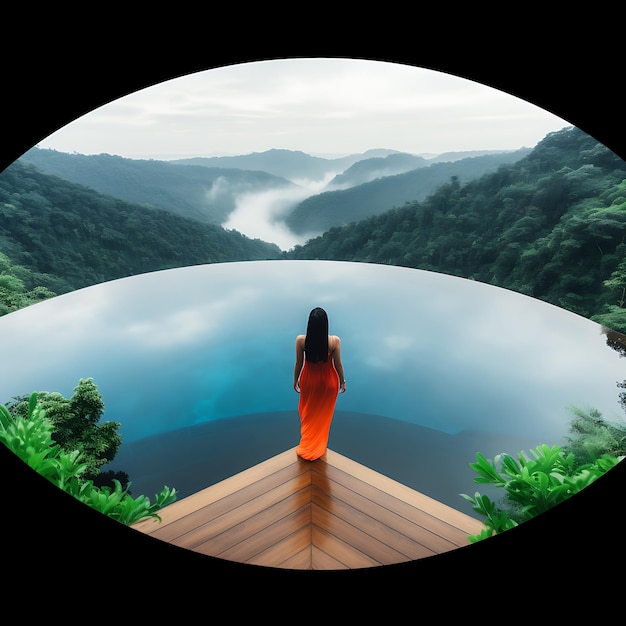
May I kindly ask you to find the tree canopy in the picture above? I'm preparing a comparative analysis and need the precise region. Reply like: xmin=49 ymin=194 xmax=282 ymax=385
xmin=0 ymin=160 xmax=281 ymax=300
xmin=285 ymin=128 xmax=626 ymax=332
xmin=3 ymin=126 xmax=626 ymax=332
xmin=8 ymin=378 xmax=122 ymax=481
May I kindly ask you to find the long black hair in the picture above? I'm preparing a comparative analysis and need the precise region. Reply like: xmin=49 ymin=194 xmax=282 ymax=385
xmin=304 ymin=307 xmax=329 ymax=363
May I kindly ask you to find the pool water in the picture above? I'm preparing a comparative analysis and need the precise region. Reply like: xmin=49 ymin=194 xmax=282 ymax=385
xmin=2 ymin=260 xmax=624 ymax=515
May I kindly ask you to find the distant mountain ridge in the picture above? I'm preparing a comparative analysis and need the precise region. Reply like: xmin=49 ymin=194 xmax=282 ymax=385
xmin=20 ymin=146 xmax=529 ymax=241
xmin=285 ymin=126 xmax=626 ymax=331
xmin=327 ymin=152 xmax=430 ymax=189
xmin=5 ymin=126 xmax=626 ymax=335
xmin=171 ymin=148 xmax=360 ymax=181
xmin=285 ymin=148 xmax=532 ymax=235
xmin=0 ymin=159 xmax=282 ymax=298
xmin=170 ymin=147 xmax=518 ymax=183
xmin=19 ymin=149 xmax=297 ymax=226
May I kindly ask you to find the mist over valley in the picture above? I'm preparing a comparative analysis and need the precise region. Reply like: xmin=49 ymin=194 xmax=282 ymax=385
xmin=19 ymin=145 xmax=530 ymax=251
xmin=4 ymin=126 xmax=626 ymax=339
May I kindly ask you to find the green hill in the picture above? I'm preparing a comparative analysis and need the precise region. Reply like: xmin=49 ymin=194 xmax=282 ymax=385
xmin=285 ymin=148 xmax=531 ymax=235
xmin=0 ymin=160 xmax=281 ymax=303
xmin=285 ymin=127 xmax=626 ymax=331
xmin=4 ymin=127 xmax=626 ymax=334
xmin=18 ymin=148 xmax=297 ymax=226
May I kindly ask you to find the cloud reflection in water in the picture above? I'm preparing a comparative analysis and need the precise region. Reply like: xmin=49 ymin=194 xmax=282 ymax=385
xmin=1 ymin=260 xmax=624 ymax=506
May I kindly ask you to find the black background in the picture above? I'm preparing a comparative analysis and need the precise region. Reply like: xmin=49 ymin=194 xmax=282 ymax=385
xmin=3 ymin=13 xmax=625 ymax=611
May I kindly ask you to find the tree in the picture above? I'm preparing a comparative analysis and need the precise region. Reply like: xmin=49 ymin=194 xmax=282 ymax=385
xmin=563 ymin=405 xmax=626 ymax=465
xmin=0 ymin=393 xmax=176 ymax=525
xmin=7 ymin=378 xmax=122 ymax=480
xmin=461 ymin=404 xmax=626 ymax=542
xmin=592 ymin=254 xmax=626 ymax=332
xmin=0 ymin=252 xmax=57 ymax=314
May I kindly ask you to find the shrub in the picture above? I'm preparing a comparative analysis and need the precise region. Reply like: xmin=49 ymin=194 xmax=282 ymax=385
xmin=0 ymin=392 xmax=176 ymax=524
xmin=461 ymin=443 xmax=622 ymax=542
xmin=563 ymin=405 xmax=626 ymax=464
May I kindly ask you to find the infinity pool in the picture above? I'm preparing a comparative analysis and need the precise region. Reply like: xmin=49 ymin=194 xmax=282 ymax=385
xmin=2 ymin=260 xmax=624 ymax=515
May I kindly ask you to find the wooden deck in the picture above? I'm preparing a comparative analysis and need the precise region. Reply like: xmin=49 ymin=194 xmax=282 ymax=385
xmin=131 ymin=447 xmax=485 ymax=570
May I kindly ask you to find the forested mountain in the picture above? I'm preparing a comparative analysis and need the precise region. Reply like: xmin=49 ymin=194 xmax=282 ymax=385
xmin=0 ymin=160 xmax=281 ymax=309
xmin=285 ymin=148 xmax=531 ymax=235
xmin=19 ymin=148 xmax=297 ymax=226
xmin=325 ymin=149 xmax=518 ymax=190
xmin=326 ymin=152 xmax=430 ymax=189
xmin=4 ymin=126 xmax=626 ymax=334
xmin=171 ymin=148 xmax=365 ymax=181
xmin=285 ymin=127 xmax=626 ymax=332
xmin=172 ymin=147 xmax=513 ymax=182
xmin=19 ymin=146 xmax=527 ymax=239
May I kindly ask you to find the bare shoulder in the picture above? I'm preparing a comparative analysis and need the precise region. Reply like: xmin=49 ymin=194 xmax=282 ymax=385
xmin=330 ymin=335 xmax=341 ymax=350
xmin=296 ymin=334 xmax=306 ymax=347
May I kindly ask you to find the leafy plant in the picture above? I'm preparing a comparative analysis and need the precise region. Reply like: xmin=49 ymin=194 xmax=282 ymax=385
xmin=7 ymin=378 xmax=122 ymax=480
xmin=0 ymin=393 xmax=71 ymax=482
xmin=563 ymin=405 xmax=626 ymax=464
xmin=67 ymin=477 xmax=176 ymax=525
xmin=1 ymin=392 xmax=176 ymax=525
xmin=460 ymin=491 xmax=518 ymax=542
xmin=461 ymin=443 xmax=622 ymax=542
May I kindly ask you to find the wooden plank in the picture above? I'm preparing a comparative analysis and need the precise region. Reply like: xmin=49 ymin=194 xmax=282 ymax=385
xmin=311 ymin=546 xmax=349 ymax=570
xmin=311 ymin=502 xmax=411 ymax=565
xmin=311 ymin=481 xmax=439 ymax=560
xmin=247 ymin=525 xmax=312 ymax=568
xmin=132 ymin=447 xmax=302 ymax=533
xmin=131 ymin=446 xmax=487 ymax=570
xmin=311 ymin=525 xmax=381 ymax=569
xmin=213 ymin=500 xmax=311 ymax=562
xmin=318 ymin=461 xmax=481 ymax=546
xmin=276 ymin=545 xmax=314 ymax=570
xmin=145 ymin=461 xmax=310 ymax=542
xmin=325 ymin=449 xmax=484 ymax=534
xmin=165 ymin=474 xmax=311 ymax=550
xmin=312 ymin=470 xmax=459 ymax=554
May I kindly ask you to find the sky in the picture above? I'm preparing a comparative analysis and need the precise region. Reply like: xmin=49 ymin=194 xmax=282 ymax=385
xmin=36 ymin=57 xmax=571 ymax=160
xmin=34 ymin=57 xmax=573 ymax=251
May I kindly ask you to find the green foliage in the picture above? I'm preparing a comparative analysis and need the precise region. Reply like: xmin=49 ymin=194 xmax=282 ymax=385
xmin=459 ymin=492 xmax=519 ymax=541
xmin=593 ymin=306 xmax=626 ymax=334
xmin=0 ymin=252 xmax=58 ymax=314
xmin=0 ymin=392 xmax=176 ymax=524
xmin=285 ymin=151 xmax=529 ymax=235
xmin=287 ymin=127 xmax=626 ymax=327
xmin=8 ymin=378 xmax=121 ymax=479
xmin=0 ymin=159 xmax=281 ymax=305
xmin=0 ymin=395 xmax=77 ymax=482
xmin=18 ymin=147 xmax=298 ymax=227
xmin=562 ymin=405 xmax=626 ymax=465
xmin=592 ymin=252 xmax=626 ymax=331
xmin=3 ymin=127 xmax=626 ymax=331
xmin=65 ymin=477 xmax=177 ymax=525
xmin=461 ymin=442 xmax=623 ymax=542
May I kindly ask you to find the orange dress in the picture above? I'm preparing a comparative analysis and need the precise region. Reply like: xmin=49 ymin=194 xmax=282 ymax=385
xmin=296 ymin=352 xmax=339 ymax=460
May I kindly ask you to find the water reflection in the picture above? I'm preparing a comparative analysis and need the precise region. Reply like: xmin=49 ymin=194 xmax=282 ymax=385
xmin=1 ymin=260 xmax=624 ymax=513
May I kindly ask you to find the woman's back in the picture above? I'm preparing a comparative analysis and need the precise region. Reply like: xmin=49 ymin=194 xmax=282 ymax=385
xmin=294 ymin=309 xmax=346 ymax=460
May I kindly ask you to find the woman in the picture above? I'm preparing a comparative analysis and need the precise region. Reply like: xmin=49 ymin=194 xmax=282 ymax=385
xmin=293 ymin=307 xmax=346 ymax=460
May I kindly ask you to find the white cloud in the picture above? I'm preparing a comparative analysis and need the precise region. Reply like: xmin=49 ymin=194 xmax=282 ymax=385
xmin=37 ymin=58 xmax=569 ymax=160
